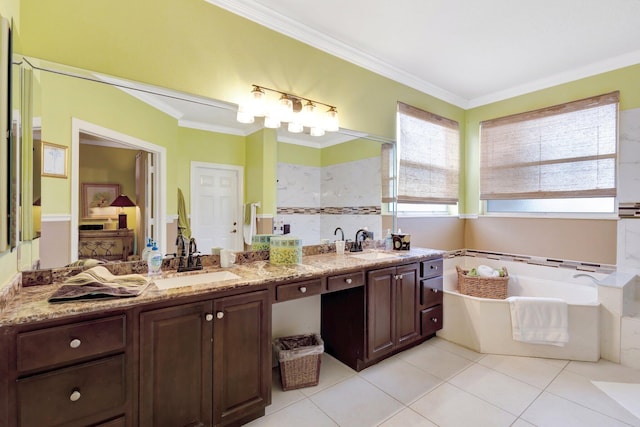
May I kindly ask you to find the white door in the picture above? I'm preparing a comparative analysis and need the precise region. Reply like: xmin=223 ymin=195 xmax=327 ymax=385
xmin=191 ymin=162 xmax=243 ymax=253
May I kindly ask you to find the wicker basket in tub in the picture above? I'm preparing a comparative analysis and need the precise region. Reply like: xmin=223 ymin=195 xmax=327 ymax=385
xmin=274 ymin=334 xmax=324 ymax=391
xmin=456 ymin=265 xmax=509 ymax=299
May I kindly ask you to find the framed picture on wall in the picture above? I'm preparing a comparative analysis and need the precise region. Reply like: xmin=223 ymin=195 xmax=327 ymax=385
xmin=82 ymin=183 xmax=120 ymax=219
xmin=41 ymin=141 xmax=68 ymax=178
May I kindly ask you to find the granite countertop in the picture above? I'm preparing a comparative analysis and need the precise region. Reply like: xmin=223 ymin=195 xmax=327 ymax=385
xmin=0 ymin=248 xmax=444 ymax=327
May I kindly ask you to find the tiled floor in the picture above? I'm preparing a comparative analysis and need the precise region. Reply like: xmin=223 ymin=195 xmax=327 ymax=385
xmin=246 ymin=337 xmax=640 ymax=427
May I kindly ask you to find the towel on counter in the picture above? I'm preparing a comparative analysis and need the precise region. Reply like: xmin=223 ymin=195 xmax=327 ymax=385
xmin=48 ymin=266 xmax=150 ymax=303
xmin=507 ymin=296 xmax=569 ymax=347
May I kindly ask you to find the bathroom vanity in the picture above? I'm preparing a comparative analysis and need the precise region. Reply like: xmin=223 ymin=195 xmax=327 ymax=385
xmin=0 ymin=248 xmax=443 ymax=427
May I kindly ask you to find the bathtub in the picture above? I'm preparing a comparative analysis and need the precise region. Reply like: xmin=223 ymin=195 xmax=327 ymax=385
xmin=438 ymin=257 xmax=602 ymax=361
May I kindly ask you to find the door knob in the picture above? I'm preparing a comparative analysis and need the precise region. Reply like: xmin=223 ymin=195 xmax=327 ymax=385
xmin=216 ymin=311 xmax=224 ymax=319
xmin=230 ymin=229 xmax=237 ymax=233
xmin=205 ymin=313 xmax=213 ymax=321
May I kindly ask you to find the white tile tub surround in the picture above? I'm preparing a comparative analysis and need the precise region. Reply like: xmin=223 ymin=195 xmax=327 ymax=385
xmin=438 ymin=256 xmax=635 ymax=362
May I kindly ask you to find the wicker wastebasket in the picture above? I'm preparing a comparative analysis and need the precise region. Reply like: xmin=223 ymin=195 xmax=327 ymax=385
xmin=273 ymin=334 xmax=324 ymax=391
xmin=456 ymin=265 xmax=509 ymax=299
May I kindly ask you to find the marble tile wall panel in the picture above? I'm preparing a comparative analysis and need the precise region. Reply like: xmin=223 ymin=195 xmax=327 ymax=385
xmin=320 ymin=214 xmax=382 ymax=244
xmin=276 ymin=214 xmax=321 ymax=246
xmin=277 ymin=163 xmax=321 ymax=208
xmin=617 ymin=219 xmax=640 ymax=269
xmin=618 ymin=108 xmax=640 ymax=203
xmin=321 ymin=157 xmax=381 ymax=208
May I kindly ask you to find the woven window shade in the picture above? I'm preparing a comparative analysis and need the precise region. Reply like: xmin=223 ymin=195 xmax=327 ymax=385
xmin=480 ymin=92 xmax=619 ymax=200
xmin=381 ymin=143 xmax=395 ymax=203
xmin=397 ymin=102 xmax=460 ymax=204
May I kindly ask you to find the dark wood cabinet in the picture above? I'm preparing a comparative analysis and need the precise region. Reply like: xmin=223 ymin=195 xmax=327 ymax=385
xmin=139 ymin=301 xmax=213 ymax=427
xmin=213 ymin=290 xmax=271 ymax=426
xmin=3 ymin=312 xmax=132 ymax=427
xmin=139 ymin=290 xmax=270 ymax=427
xmin=366 ymin=263 xmax=420 ymax=360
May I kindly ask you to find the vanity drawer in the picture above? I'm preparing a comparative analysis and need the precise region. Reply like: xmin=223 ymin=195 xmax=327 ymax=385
xmin=420 ymin=258 xmax=443 ymax=280
xmin=276 ymin=279 xmax=323 ymax=302
xmin=327 ymin=271 xmax=364 ymax=292
xmin=421 ymin=305 xmax=443 ymax=336
xmin=17 ymin=315 xmax=126 ymax=373
xmin=421 ymin=277 xmax=443 ymax=307
xmin=17 ymin=355 xmax=126 ymax=427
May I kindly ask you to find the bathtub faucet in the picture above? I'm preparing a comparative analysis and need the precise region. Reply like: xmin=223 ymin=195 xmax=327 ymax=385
xmin=572 ymin=273 xmax=602 ymax=285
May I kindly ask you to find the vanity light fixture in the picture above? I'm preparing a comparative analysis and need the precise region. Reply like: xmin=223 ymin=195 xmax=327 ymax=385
xmin=237 ymin=85 xmax=339 ymax=136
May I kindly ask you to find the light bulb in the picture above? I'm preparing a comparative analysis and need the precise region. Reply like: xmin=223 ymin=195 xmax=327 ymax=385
xmin=236 ymin=103 xmax=255 ymax=124
xmin=324 ymin=107 xmax=339 ymax=132
xmin=278 ymin=95 xmax=293 ymax=123
xmin=301 ymin=101 xmax=316 ymax=128
xmin=249 ymin=86 xmax=266 ymax=117
xmin=310 ymin=126 xmax=325 ymax=137
xmin=288 ymin=112 xmax=303 ymax=133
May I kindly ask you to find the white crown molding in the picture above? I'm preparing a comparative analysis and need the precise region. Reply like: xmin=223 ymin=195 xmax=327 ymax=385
xmin=205 ymin=0 xmax=640 ymax=110
xmin=204 ymin=0 xmax=468 ymax=108
xmin=467 ymin=48 xmax=640 ymax=108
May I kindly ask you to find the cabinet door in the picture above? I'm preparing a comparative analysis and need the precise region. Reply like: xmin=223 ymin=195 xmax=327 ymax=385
xmin=213 ymin=290 xmax=270 ymax=426
xmin=139 ymin=301 xmax=213 ymax=427
xmin=366 ymin=267 xmax=396 ymax=360
xmin=396 ymin=263 xmax=420 ymax=346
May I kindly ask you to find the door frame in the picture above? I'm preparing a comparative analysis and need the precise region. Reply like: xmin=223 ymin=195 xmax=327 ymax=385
xmin=190 ymin=161 xmax=244 ymax=251
xmin=71 ymin=118 xmax=167 ymax=261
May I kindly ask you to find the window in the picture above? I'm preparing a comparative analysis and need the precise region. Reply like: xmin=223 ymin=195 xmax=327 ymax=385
xmin=480 ymin=92 xmax=619 ymax=214
xmin=395 ymin=102 xmax=460 ymax=213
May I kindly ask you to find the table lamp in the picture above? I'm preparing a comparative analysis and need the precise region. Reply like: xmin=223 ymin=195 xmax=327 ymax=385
xmin=110 ymin=194 xmax=136 ymax=229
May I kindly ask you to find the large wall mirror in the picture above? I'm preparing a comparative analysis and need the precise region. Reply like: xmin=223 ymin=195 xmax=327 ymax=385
xmin=17 ymin=56 xmax=396 ymax=272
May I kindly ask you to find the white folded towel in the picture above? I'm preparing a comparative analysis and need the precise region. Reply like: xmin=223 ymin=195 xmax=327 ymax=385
xmin=507 ymin=296 xmax=569 ymax=347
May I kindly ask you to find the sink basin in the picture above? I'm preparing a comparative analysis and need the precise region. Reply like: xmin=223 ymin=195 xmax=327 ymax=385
xmin=153 ymin=271 xmax=241 ymax=290
xmin=349 ymin=252 xmax=400 ymax=261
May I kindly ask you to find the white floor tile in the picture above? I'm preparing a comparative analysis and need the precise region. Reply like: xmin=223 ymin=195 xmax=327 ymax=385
xmin=359 ymin=356 xmax=443 ymax=404
xmin=511 ymin=419 xmax=537 ymax=427
xmin=547 ymin=370 xmax=640 ymax=426
xmin=520 ymin=392 xmax=631 ymax=427
xmin=398 ymin=341 xmax=475 ymax=380
xmin=431 ymin=336 xmax=485 ymax=361
xmin=410 ymin=383 xmax=516 ymax=427
xmin=298 ymin=353 xmax=356 ymax=397
xmin=377 ymin=407 xmax=438 ymax=427
xmin=478 ymin=354 xmax=566 ymax=388
xmin=449 ymin=363 xmax=542 ymax=416
xmin=267 ymin=368 xmax=306 ymax=415
xmin=592 ymin=381 xmax=640 ymax=422
xmin=245 ymin=398 xmax=338 ymax=427
xmin=310 ymin=376 xmax=404 ymax=427
xmin=565 ymin=358 xmax=640 ymax=382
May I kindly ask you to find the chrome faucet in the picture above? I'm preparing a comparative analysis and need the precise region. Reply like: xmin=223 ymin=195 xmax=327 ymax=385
xmin=334 ymin=227 xmax=344 ymax=241
xmin=351 ymin=228 xmax=367 ymax=252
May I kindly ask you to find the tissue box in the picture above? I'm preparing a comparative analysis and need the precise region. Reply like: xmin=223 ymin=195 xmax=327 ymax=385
xmin=391 ymin=233 xmax=410 ymax=250
xmin=270 ymin=236 xmax=302 ymax=264
xmin=252 ymin=234 xmax=276 ymax=251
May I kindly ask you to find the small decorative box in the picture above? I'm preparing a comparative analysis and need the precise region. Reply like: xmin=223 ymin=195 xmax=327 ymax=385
xmin=391 ymin=233 xmax=411 ymax=250
xmin=269 ymin=236 xmax=302 ymax=264
xmin=252 ymin=234 xmax=276 ymax=251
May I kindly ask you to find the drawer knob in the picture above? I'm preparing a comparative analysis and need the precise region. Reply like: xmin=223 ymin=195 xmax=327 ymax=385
xmin=299 ymin=286 xmax=307 ymax=293
xmin=431 ymin=317 xmax=438 ymax=323
xmin=345 ymin=278 xmax=352 ymax=284
xmin=432 ymin=289 xmax=439 ymax=294
xmin=216 ymin=311 xmax=224 ymax=319
xmin=431 ymin=265 xmax=438 ymax=270
xmin=69 ymin=390 xmax=81 ymax=402
xmin=69 ymin=339 xmax=81 ymax=349
xmin=205 ymin=313 xmax=214 ymax=321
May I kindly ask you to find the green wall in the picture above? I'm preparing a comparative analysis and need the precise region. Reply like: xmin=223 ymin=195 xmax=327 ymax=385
xmin=464 ymin=63 xmax=640 ymax=214
xmin=17 ymin=0 xmax=465 ymax=141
